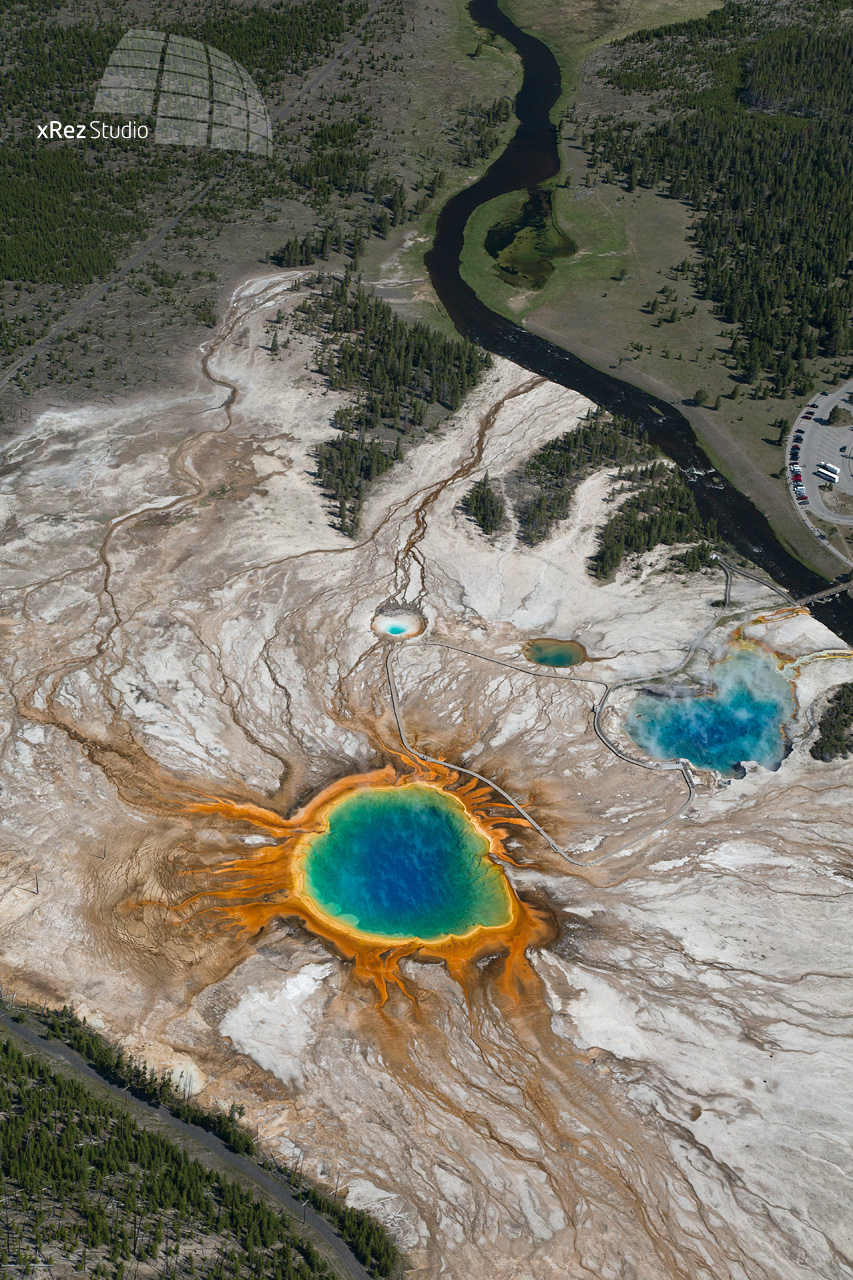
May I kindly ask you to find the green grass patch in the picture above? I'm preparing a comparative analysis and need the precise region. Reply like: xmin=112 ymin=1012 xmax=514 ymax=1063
xmin=458 ymin=181 xmax=632 ymax=321
xmin=459 ymin=190 xmax=529 ymax=320
xmin=503 ymin=0 xmax=722 ymax=114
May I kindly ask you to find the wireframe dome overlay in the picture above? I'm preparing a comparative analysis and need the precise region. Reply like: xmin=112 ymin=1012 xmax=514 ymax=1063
xmin=94 ymin=29 xmax=272 ymax=156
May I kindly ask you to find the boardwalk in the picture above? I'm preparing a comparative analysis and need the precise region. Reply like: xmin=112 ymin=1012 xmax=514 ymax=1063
xmin=715 ymin=554 xmax=851 ymax=610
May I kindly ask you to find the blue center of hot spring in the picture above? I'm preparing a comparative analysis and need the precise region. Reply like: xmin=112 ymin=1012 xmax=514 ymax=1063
xmin=624 ymin=650 xmax=794 ymax=774
xmin=301 ymin=785 xmax=512 ymax=941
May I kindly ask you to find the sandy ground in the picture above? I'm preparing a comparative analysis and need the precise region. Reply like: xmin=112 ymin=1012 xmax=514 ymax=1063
xmin=1 ymin=269 xmax=852 ymax=1280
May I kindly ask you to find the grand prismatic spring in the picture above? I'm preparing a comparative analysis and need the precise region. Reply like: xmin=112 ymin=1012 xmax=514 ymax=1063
xmin=300 ymin=784 xmax=512 ymax=941
xmin=177 ymin=760 xmax=552 ymax=1000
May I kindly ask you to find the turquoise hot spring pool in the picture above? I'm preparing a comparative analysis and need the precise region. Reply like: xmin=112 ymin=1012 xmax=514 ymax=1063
xmin=624 ymin=649 xmax=794 ymax=775
xmin=300 ymin=784 xmax=512 ymax=942
xmin=523 ymin=638 xmax=587 ymax=667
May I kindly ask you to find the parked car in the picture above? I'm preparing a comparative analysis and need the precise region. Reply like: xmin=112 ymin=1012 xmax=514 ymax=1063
xmin=804 ymin=412 xmax=814 ymax=419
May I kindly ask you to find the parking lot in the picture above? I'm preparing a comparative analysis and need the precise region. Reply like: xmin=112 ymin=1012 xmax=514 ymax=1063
xmin=787 ymin=379 xmax=853 ymax=527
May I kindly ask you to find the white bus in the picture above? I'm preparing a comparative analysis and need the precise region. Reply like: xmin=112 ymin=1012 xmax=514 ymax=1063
xmin=817 ymin=461 xmax=841 ymax=478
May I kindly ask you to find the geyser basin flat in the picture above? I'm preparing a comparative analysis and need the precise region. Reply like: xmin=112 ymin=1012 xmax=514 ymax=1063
xmin=524 ymin=638 xmax=588 ymax=667
xmin=298 ymin=784 xmax=513 ymax=942
xmin=625 ymin=648 xmax=794 ymax=774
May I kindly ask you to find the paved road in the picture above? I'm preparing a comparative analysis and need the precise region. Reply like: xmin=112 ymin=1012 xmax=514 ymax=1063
xmin=0 ymin=0 xmax=385 ymax=395
xmin=0 ymin=1009 xmax=374 ymax=1280
xmin=787 ymin=379 xmax=853 ymax=540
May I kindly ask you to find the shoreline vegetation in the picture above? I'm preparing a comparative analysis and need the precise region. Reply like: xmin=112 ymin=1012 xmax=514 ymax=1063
xmin=1 ymin=1004 xmax=400 ymax=1280
xmin=586 ymin=0 xmax=853 ymax=402
xmin=0 ymin=1034 xmax=336 ymax=1280
xmin=457 ymin=0 xmax=852 ymax=576
xmin=464 ymin=408 xmax=721 ymax=577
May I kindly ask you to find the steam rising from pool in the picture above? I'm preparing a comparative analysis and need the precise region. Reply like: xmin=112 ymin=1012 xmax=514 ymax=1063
xmin=625 ymin=649 xmax=794 ymax=774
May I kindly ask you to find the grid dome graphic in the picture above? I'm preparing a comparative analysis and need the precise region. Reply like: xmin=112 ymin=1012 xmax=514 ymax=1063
xmin=94 ymin=29 xmax=272 ymax=156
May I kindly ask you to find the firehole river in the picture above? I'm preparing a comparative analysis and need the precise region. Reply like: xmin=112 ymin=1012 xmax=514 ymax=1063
xmin=424 ymin=0 xmax=853 ymax=646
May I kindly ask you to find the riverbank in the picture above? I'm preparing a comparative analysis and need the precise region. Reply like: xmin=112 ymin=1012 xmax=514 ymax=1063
xmin=0 ymin=1007 xmax=377 ymax=1280
xmin=470 ymin=1 xmax=853 ymax=582
xmin=502 ymin=0 xmax=720 ymax=114
xmin=422 ymin=0 xmax=853 ymax=644
xmin=529 ymin=317 xmax=846 ymax=582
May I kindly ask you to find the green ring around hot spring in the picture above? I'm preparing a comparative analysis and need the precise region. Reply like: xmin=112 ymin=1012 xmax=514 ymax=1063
xmin=295 ymin=784 xmax=514 ymax=944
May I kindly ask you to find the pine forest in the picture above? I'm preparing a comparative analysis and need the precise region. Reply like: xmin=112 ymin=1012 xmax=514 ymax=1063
xmin=584 ymin=0 xmax=853 ymax=398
